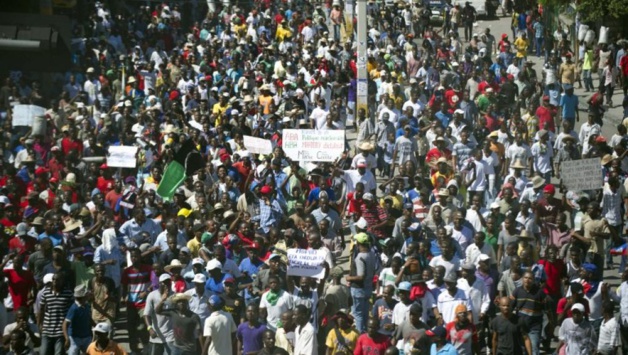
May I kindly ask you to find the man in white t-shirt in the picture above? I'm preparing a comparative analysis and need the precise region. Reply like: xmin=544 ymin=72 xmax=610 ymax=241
xmin=203 ymin=295 xmax=237 ymax=355
xmin=531 ymin=129 xmax=554 ymax=183
xmin=310 ymin=99 xmax=329 ymax=130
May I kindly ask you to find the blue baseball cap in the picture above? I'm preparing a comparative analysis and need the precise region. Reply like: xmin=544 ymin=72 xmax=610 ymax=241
xmin=209 ymin=295 xmax=223 ymax=307
xmin=398 ymin=281 xmax=412 ymax=292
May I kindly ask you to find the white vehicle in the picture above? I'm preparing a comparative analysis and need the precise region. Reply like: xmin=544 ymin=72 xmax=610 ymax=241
xmin=453 ymin=0 xmax=487 ymax=17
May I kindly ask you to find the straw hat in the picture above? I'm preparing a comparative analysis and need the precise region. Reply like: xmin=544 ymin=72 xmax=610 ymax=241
xmin=436 ymin=157 xmax=449 ymax=165
xmin=358 ymin=142 xmax=374 ymax=151
xmin=127 ymin=76 xmax=137 ymax=84
xmin=562 ymin=135 xmax=577 ymax=143
xmin=601 ymin=154 xmax=613 ymax=166
xmin=171 ymin=293 xmax=192 ymax=303
xmin=518 ymin=230 xmax=534 ymax=240
xmin=63 ymin=218 xmax=83 ymax=233
xmin=432 ymin=136 xmax=446 ymax=145
xmin=511 ymin=160 xmax=526 ymax=169
xmin=164 ymin=259 xmax=184 ymax=273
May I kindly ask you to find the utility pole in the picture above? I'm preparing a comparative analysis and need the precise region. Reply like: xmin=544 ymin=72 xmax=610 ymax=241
xmin=356 ymin=0 xmax=368 ymax=116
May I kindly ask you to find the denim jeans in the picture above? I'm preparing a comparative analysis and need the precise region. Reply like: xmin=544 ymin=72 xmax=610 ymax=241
xmin=583 ymin=70 xmax=594 ymax=91
xmin=528 ymin=326 xmax=541 ymax=355
xmin=149 ymin=341 xmax=174 ymax=355
xmin=351 ymin=291 xmax=370 ymax=333
xmin=535 ymin=37 xmax=543 ymax=57
xmin=69 ymin=336 xmax=92 ymax=355
xmin=41 ymin=335 xmax=65 ymax=355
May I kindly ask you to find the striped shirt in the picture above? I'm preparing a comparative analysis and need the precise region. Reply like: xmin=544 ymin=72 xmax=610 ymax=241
xmin=121 ymin=265 xmax=152 ymax=309
xmin=41 ymin=288 xmax=73 ymax=337
xmin=510 ymin=285 xmax=546 ymax=319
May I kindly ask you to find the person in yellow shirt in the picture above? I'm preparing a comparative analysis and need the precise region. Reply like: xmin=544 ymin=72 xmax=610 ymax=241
xmin=86 ymin=323 xmax=127 ymax=355
xmin=325 ymin=309 xmax=360 ymax=354
xmin=581 ymin=45 xmax=594 ymax=92
xmin=514 ymin=33 xmax=529 ymax=67
xmin=212 ymin=92 xmax=231 ymax=125
xmin=275 ymin=20 xmax=292 ymax=42
xmin=430 ymin=157 xmax=454 ymax=188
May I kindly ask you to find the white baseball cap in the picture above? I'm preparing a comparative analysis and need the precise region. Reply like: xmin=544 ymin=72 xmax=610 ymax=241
xmin=192 ymin=274 xmax=207 ymax=284
xmin=206 ymin=259 xmax=222 ymax=271
xmin=93 ymin=322 xmax=111 ymax=334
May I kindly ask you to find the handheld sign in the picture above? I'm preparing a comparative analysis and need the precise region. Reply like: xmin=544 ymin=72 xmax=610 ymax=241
xmin=282 ymin=129 xmax=345 ymax=162
xmin=286 ymin=248 xmax=327 ymax=279
xmin=107 ymin=146 xmax=138 ymax=168
xmin=243 ymin=135 xmax=273 ymax=154
xmin=560 ymin=158 xmax=602 ymax=191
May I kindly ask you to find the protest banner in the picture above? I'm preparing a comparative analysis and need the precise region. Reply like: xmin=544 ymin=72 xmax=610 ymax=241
xmin=12 ymin=104 xmax=45 ymax=127
xmin=107 ymin=146 xmax=138 ymax=168
xmin=560 ymin=157 xmax=602 ymax=191
xmin=286 ymin=248 xmax=327 ymax=279
xmin=282 ymin=129 xmax=345 ymax=162
xmin=243 ymin=135 xmax=273 ymax=154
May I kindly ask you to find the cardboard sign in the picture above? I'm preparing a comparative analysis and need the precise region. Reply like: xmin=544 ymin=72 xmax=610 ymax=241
xmin=107 ymin=146 xmax=138 ymax=168
xmin=243 ymin=135 xmax=273 ymax=154
xmin=12 ymin=105 xmax=45 ymax=127
xmin=282 ymin=129 xmax=345 ymax=162
xmin=286 ymin=248 xmax=327 ymax=279
xmin=561 ymin=158 xmax=603 ymax=191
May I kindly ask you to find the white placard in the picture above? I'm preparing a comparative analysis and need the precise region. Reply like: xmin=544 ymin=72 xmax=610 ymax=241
xmin=12 ymin=105 xmax=45 ymax=127
xmin=282 ymin=129 xmax=345 ymax=162
xmin=561 ymin=158 xmax=603 ymax=191
xmin=287 ymin=248 xmax=326 ymax=279
xmin=107 ymin=146 xmax=138 ymax=168
xmin=243 ymin=135 xmax=273 ymax=154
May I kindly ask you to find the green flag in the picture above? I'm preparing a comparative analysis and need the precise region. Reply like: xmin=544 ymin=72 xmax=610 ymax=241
xmin=156 ymin=139 xmax=204 ymax=201
xmin=156 ymin=160 xmax=186 ymax=201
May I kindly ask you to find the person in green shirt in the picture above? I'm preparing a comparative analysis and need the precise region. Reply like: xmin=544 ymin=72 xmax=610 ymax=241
xmin=476 ymin=88 xmax=496 ymax=114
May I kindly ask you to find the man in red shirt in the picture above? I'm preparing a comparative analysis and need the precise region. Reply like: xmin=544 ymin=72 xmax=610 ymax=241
xmin=96 ymin=164 xmax=115 ymax=195
xmin=354 ymin=318 xmax=391 ymax=355
xmin=8 ymin=223 xmax=37 ymax=256
xmin=534 ymin=184 xmax=564 ymax=224
xmin=426 ymin=136 xmax=453 ymax=174
xmin=60 ymin=126 xmax=83 ymax=157
xmin=535 ymin=96 xmax=556 ymax=132
xmin=1 ymin=251 xmax=35 ymax=310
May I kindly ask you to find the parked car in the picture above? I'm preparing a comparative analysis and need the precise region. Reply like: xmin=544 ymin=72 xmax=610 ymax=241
xmin=424 ymin=0 xmax=447 ymax=25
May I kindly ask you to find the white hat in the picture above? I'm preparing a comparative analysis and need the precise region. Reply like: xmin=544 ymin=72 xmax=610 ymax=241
xmin=206 ymin=259 xmax=222 ymax=271
xmin=571 ymin=303 xmax=585 ymax=313
xmin=127 ymin=76 xmax=137 ymax=84
xmin=454 ymin=109 xmax=464 ymax=115
xmin=192 ymin=274 xmax=207 ymax=284
xmin=0 ymin=196 xmax=9 ymax=205
xmin=490 ymin=202 xmax=500 ymax=209
xmin=356 ymin=217 xmax=368 ymax=229
xmin=65 ymin=173 xmax=77 ymax=184
xmin=43 ymin=273 xmax=54 ymax=284
xmin=192 ymin=258 xmax=205 ymax=266
xmin=93 ymin=322 xmax=112 ymax=334
xmin=86 ymin=67 xmax=95 ymax=73
xmin=158 ymin=273 xmax=172 ymax=282
xmin=478 ymin=254 xmax=490 ymax=262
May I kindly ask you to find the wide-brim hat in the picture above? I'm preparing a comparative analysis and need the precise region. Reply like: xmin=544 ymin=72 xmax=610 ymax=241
xmin=601 ymin=154 xmax=613 ymax=166
xmin=170 ymin=293 xmax=192 ymax=303
xmin=358 ymin=142 xmax=374 ymax=151
xmin=63 ymin=218 xmax=83 ymax=233
xmin=432 ymin=136 xmax=446 ymax=145
xmin=511 ymin=160 xmax=526 ymax=169
xmin=532 ymin=176 xmax=545 ymax=189
xmin=164 ymin=259 xmax=184 ymax=273
xmin=562 ymin=135 xmax=577 ymax=143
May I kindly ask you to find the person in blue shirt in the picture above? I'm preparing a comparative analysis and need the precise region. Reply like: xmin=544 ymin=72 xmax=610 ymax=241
xmin=38 ymin=217 xmax=64 ymax=247
xmin=63 ymin=285 xmax=92 ymax=355
xmin=239 ymin=243 xmax=265 ymax=304
xmin=435 ymin=105 xmax=453 ymax=128
xmin=559 ymin=86 xmax=579 ymax=123
xmin=427 ymin=325 xmax=459 ymax=355
xmin=205 ymin=259 xmax=233 ymax=296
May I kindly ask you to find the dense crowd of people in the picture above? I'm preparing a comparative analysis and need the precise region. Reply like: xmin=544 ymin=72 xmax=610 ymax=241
xmin=1 ymin=0 xmax=628 ymax=354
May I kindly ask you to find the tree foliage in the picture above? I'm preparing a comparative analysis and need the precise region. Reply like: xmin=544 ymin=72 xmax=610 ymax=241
xmin=539 ymin=0 xmax=628 ymax=23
